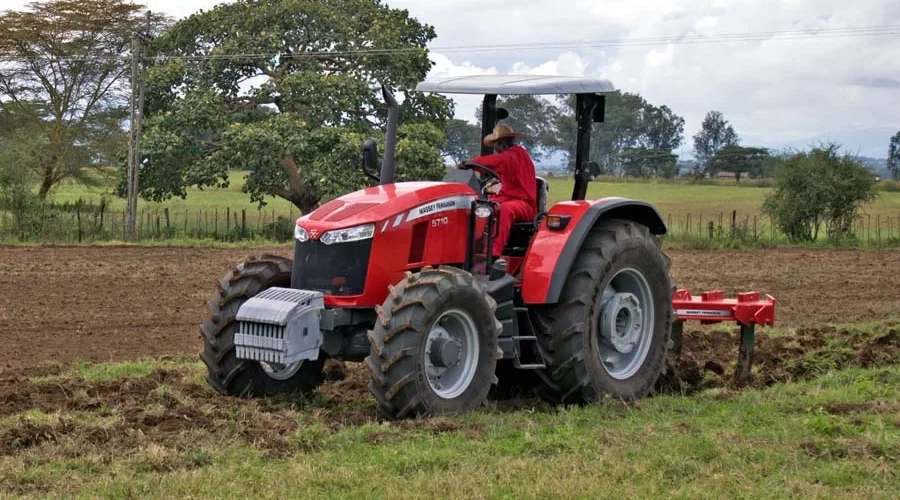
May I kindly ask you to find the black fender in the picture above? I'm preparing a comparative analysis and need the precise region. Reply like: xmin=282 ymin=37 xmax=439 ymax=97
xmin=544 ymin=199 xmax=666 ymax=304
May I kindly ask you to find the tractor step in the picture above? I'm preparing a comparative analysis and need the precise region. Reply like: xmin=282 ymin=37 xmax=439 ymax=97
xmin=512 ymin=335 xmax=546 ymax=370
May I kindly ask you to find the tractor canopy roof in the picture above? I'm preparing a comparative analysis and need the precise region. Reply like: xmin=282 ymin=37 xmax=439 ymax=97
xmin=414 ymin=74 xmax=615 ymax=95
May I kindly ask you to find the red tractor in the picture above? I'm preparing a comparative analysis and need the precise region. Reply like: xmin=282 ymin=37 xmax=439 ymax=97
xmin=200 ymin=75 xmax=775 ymax=419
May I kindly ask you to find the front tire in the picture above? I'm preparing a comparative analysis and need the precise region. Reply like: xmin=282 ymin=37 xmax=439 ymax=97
xmin=200 ymin=254 xmax=326 ymax=397
xmin=366 ymin=266 xmax=501 ymax=419
xmin=533 ymin=219 xmax=673 ymax=404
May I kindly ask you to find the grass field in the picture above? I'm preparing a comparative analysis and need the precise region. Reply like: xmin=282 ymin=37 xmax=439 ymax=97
xmin=52 ymin=170 xmax=900 ymax=221
xmin=29 ymin=170 xmax=900 ymax=246
xmin=2 ymin=357 xmax=897 ymax=498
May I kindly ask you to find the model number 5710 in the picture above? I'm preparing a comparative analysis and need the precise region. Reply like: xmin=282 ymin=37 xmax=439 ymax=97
xmin=431 ymin=216 xmax=449 ymax=227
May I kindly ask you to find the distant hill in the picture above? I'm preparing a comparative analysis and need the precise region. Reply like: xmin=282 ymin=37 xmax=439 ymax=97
xmin=741 ymin=127 xmax=897 ymax=160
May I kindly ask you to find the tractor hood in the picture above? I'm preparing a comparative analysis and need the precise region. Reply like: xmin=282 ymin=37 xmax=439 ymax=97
xmin=297 ymin=181 xmax=477 ymax=234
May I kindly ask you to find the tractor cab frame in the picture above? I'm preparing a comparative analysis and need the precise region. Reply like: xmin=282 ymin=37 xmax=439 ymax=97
xmin=416 ymin=74 xmax=611 ymax=201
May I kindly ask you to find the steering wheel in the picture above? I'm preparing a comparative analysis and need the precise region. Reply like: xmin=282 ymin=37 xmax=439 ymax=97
xmin=461 ymin=161 xmax=501 ymax=196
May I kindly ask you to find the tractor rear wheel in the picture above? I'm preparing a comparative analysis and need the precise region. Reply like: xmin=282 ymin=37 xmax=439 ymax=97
xmin=366 ymin=266 xmax=501 ymax=419
xmin=200 ymin=255 xmax=325 ymax=397
xmin=533 ymin=219 xmax=673 ymax=404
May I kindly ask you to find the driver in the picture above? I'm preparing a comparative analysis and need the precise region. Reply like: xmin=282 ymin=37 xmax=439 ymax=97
xmin=463 ymin=123 xmax=537 ymax=258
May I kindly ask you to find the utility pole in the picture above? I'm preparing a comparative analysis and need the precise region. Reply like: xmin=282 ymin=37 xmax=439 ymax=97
xmin=126 ymin=11 xmax=151 ymax=240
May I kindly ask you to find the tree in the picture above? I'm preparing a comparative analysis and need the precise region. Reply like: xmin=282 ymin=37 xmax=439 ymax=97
xmin=0 ymin=0 xmax=169 ymax=198
xmin=708 ymin=145 xmax=770 ymax=182
xmin=889 ymin=131 xmax=900 ymax=180
xmin=555 ymin=92 xmax=685 ymax=174
xmin=140 ymin=0 xmax=452 ymax=213
xmin=618 ymin=148 xmax=678 ymax=178
xmin=475 ymin=95 xmax=561 ymax=161
xmin=693 ymin=111 xmax=739 ymax=176
xmin=443 ymin=119 xmax=481 ymax=164
xmin=762 ymin=144 xmax=877 ymax=242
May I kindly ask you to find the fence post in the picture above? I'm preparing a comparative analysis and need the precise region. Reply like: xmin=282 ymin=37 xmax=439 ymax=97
xmin=233 ymin=211 xmax=240 ymax=240
xmin=707 ymin=221 xmax=714 ymax=240
xmin=164 ymin=208 xmax=171 ymax=238
xmin=731 ymin=210 xmax=736 ymax=237
xmin=241 ymin=209 xmax=247 ymax=239
xmin=76 ymin=206 xmax=83 ymax=243
xmin=876 ymin=214 xmax=880 ymax=246
xmin=214 ymin=208 xmax=219 ymax=239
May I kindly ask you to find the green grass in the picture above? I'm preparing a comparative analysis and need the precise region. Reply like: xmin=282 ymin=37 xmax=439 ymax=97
xmin=51 ymin=170 xmax=900 ymax=221
xmin=2 ymin=358 xmax=898 ymax=498
xmin=6 ymin=169 xmax=899 ymax=246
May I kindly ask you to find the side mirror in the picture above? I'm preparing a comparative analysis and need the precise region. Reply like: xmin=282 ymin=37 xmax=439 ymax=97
xmin=496 ymin=107 xmax=509 ymax=120
xmin=361 ymin=138 xmax=380 ymax=183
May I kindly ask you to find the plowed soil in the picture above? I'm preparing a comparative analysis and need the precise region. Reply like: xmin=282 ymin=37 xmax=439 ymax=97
xmin=1 ymin=245 xmax=899 ymax=372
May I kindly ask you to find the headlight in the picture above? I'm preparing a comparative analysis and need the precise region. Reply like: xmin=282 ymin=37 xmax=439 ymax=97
xmin=320 ymin=223 xmax=375 ymax=245
xmin=294 ymin=224 xmax=309 ymax=242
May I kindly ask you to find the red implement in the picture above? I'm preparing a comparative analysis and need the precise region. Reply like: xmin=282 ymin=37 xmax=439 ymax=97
xmin=672 ymin=289 xmax=776 ymax=327
xmin=670 ymin=289 xmax=776 ymax=385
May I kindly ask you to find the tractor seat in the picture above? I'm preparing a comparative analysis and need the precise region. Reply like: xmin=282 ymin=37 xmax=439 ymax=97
xmin=515 ymin=176 xmax=548 ymax=228
xmin=504 ymin=177 xmax=549 ymax=256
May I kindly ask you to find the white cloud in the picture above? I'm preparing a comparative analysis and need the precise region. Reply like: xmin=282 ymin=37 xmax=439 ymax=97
xmin=5 ymin=0 xmax=898 ymax=156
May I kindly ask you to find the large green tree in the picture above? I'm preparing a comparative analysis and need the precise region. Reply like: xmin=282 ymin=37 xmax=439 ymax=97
xmin=692 ymin=110 xmax=739 ymax=176
xmin=443 ymin=119 xmax=481 ymax=164
xmin=618 ymin=148 xmax=678 ymax=178
xmin=708 ymin=145 xmax=771 ymax=182
xmin=140 ymin=0 xmax=452 ymax=212
xmin=0 ymin=0 xmax=168 ymax=198
xmin=556 ymin=92 xmax=685 ymax=175
xmin=889 ymin=131 xmax=900 ymax=180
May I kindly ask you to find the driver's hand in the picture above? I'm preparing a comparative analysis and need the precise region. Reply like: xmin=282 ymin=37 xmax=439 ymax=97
xmin=456 ymin=161 xmax=467 ymax=170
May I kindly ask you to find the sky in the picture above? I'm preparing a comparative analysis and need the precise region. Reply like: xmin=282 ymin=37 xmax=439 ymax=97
xmin=4 ymin=0 xmax=899 ymax=158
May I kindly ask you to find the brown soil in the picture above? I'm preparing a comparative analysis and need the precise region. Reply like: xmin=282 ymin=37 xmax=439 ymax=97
xmin=659 ymin=326 xmax=900 ymax=393
xmin=2 ymin=245 xmax=898 ymax=372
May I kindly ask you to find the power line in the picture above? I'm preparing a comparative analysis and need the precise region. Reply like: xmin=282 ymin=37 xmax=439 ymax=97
xmin=1 ymin=23 xmax=898 ymax=64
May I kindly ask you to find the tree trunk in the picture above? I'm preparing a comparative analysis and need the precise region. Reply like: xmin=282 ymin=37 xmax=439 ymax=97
xmin=287 ymin=190 xmax=320 ymax=215
xmin=38 ymin=164 xmax=56 ymax=199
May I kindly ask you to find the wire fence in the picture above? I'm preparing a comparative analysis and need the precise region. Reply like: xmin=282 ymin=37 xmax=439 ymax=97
xmin=0 ymin=203 xmax=297 ymax=243
xmin=1 ymin=203 xmax=899 ymax=248
xmin=660 ymin=210 xmax=900 ymax=248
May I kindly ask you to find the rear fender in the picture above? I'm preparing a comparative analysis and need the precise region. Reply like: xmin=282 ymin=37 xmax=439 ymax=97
xmin=520 ymin=197 xmax=666 ymax=305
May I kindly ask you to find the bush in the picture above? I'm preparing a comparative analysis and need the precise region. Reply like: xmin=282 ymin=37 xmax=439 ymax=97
xmin=762 ymin=144 xmax=877 ymax=242
xmin=0 ymin=136 xmax=44 ymax=240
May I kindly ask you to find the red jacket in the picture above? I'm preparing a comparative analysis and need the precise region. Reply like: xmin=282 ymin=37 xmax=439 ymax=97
xmin=471 ymin=145 xmax=537 ymax=209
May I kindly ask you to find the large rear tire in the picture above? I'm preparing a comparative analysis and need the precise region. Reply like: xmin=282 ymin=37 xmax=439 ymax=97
xmin=366 ymin=266 xmax=502 ymax=419
xmin=533 ymin=219 xmax=673 ymax=404
xmin=200 ymin=254 xmax=325 ymax=397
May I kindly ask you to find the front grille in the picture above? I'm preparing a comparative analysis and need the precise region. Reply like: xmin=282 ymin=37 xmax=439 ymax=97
xmin=234 ymin=287 xmax=325 ymax=365
xmin=291 ymin=239 xmax=371 ymax=296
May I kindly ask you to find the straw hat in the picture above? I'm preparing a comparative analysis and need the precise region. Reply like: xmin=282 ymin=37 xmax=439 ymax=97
xmin=483 ymin=123 xmax=524 ymax=147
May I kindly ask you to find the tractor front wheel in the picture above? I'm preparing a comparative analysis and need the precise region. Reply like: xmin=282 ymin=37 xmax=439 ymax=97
xmin=533 ymin=219 xmax=673 ymax=404
xmin=200 ymin=255 xmax=325 ymax=397
xmin=366 ymin=266 xmax=501 ymax=419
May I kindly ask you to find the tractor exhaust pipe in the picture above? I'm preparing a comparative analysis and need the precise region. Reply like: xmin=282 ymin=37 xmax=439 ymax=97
xmin=380 ymin=85 xmax=399 ymax=185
